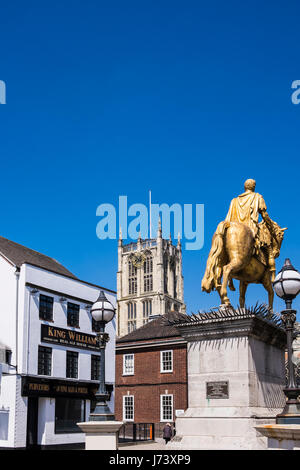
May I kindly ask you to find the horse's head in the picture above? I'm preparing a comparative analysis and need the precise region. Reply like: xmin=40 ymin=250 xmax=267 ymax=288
xmin=273 ymin=223 xmax=287 ymax=257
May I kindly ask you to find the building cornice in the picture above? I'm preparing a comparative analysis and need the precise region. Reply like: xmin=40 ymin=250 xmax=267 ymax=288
xmin=115 ymin=381 xmax=187 ymax=388
xmin=116 ymin=338 xmax=187 ymax=351
xmin=26 ymin=282 xmax=112 ymax=306
xmin=24 ymin=263 xmax=116 ymax=294
xmin=172 ymin=311 xmax=286 ymax=349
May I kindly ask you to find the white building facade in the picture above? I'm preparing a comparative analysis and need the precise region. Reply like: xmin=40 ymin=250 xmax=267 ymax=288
xmin=0 ymin=236 xmax=116 ymax=449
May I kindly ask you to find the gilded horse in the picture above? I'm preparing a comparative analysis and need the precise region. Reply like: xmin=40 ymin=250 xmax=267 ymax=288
xmin=201 ymin=220 xmax=286 ymax=309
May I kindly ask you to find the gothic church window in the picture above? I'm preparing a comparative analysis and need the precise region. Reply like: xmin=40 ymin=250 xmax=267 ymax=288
xmin=128 ymin=259 xmax=137 ymax=295
xmin=163 ymin=254 xmax=168 ymax=294
xmin=127 ymin=302 xmax=137 ymax=333
xmin=142 ymin=300 xmax=152 ymax=324
xmin=174 ymin=272 xmax=177 ymax=299
xmin=143 ymin=253 xmax=153 ymax=292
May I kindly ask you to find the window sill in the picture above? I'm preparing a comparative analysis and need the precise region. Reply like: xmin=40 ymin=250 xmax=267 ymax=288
xmin=122 ymin=374 xmax=134 ymax=377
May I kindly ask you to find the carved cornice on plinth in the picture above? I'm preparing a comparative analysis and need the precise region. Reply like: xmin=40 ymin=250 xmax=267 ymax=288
xmin=166 ymin=304 xmax=286 ymax=348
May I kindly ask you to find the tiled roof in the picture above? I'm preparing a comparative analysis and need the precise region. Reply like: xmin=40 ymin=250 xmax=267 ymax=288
xmin=116 ymin=311 xmax=187 ymax=343
xmin=0 ymin=236 xmax=77 ymax=279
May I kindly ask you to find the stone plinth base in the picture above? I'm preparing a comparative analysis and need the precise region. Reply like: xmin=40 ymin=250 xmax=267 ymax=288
xmin=77 ymin=421 xmax=123 ymax=450
xmin=169 ymin=407 xmax=281 ymax=450
xmin=167 ymin=306 xmax=287 ymax=450
xmin=255 ymin=424 xmax=300 ymax=450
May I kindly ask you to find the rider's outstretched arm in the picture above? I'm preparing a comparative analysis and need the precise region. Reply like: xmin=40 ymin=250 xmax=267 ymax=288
xmin=260 ymin=208 xmax=272 ymax=226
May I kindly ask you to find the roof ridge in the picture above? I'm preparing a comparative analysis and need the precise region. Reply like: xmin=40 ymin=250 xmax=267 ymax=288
xmin=116 ymin=311 xmax=182 ymax=343
xmin=0 ymin=235 xmax=58 ymax=261
xmin=0 ymin=235 xmax=77 ymax=279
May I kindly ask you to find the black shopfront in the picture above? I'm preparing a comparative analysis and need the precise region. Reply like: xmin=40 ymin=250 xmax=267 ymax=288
xmin=22 ymin=375 xmax=96 ymax=448
xmin=20 ymin=324 xmax=113 ymax=449
xmin=21 ymin=376 xmax=113 ymax=449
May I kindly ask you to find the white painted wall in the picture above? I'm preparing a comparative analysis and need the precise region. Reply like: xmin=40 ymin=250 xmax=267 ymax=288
xmin=22 ymin=264 xmax=116 ymax=386
xmin=0 ymin=258 xmax=116 ymax=448
xmin=0 ymin=256 xmax=21 ymax=448
xmin=0 ymin=257 xmax=18 ymax=366
xmin=37 ymin=397 xmax=91 ymax=446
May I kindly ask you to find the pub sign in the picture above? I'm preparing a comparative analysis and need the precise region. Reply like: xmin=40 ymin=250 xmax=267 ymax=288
xmin=41 ymin=324 xmax=100 ymax=351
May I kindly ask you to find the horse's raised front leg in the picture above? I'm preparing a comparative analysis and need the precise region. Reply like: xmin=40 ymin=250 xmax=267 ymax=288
xmin=239 ymin=281 xmax=248 ymax=308
xmin=228 ymin=276 xmax=235 ymax=291
xmin=220 ymin=259 xmax=245 ymax=305
xmin=261 ymin=270 xmax=274 ymax=310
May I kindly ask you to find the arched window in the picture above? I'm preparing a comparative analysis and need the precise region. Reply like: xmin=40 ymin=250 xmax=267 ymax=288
xmin=127 ymin=302 xmax=137 ymax=333
xmin=173 ymin=272 xmax=177 ymax=299
xmin=142 ymin=300 xmax=152 ymax=324
xmin=128 ymin=259 xmax=137 ymax=295
xmin=143 ymin=253 xmax=153 ymax=292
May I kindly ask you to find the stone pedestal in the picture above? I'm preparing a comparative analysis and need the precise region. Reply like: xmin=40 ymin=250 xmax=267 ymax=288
xmin=169 ymin=308 xmax=287 ymax=450
xmin=77 ymin=421 xmax=123 ymax=450
xmin=255 ymin=424 xmax=300 ymax=449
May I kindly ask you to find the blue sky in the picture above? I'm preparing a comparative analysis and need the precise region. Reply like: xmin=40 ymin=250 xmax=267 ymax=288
xmin=0 ymin=0 xmax=300 ymax=315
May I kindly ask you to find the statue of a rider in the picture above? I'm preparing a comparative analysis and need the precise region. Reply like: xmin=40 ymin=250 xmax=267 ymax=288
xmin=224 ymin=178 xmax=278 ymax=282
xmin=201 ymin=178 xmax=286 ymax=308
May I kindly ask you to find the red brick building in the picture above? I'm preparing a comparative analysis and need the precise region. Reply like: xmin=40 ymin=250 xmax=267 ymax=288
xmin=115 ymin=312 xmax=188 ymax=439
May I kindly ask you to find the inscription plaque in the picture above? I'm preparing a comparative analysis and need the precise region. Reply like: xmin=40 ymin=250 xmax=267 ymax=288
xmin=206 ymin=381 xmax=229 ymax=399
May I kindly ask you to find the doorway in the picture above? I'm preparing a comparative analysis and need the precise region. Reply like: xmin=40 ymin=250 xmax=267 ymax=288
xmin=26 ymin=397 xmax=39 ymax=449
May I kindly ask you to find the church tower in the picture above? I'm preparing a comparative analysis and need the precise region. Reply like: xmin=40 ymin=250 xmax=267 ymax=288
xmin=116 ymin=220 xmax=186 ymax=337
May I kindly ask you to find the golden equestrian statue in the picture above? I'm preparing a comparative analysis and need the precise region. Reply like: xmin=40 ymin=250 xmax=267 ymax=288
xmin=201 ymin=179 xmax=287 ymax=309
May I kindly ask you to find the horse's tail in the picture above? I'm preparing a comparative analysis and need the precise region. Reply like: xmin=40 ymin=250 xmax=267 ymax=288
xmin=201 ymin=221 xmax=229 ymax=292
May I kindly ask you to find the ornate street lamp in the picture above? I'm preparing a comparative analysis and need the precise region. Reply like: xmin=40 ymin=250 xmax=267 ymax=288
xmin=273 ymin=258 xmax=300 ymax=424
xmin=89 ymin=290 xmax=115 ymax=421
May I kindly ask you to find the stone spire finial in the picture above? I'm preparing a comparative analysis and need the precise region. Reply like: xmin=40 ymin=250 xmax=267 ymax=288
xmin=177 ymin=232 xmax=181 ymax=247
xmin=157 ymin=216 xmax=162 ymax=239
xmin=118 ymin=226 xmax=122 ymax=246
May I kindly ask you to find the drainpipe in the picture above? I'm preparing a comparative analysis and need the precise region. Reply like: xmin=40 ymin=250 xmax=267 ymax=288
xmin=25 ymin=287 xmax=39 ymax=374
xmin=14 ymin=269 xmax=20 ymax=373
xmin=26 ymin=290 xmax=32 ymax=375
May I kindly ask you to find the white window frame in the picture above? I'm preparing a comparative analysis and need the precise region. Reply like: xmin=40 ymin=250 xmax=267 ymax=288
xmin=123 ymin=395 xmax=134 ymax=422
xmin=123 ymin=353 xmax=134 ymax=376
xmin=160 ymin=394 xmax=173 ymax=422
xmin=160 ymin=350 xmax=173 ymax=373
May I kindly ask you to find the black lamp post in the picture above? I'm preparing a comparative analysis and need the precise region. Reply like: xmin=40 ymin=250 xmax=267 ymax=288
xmin=273 ymin=258 xmax=300 ymax=424
xmin=89 ymin=290 xmax=115 ymax=421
